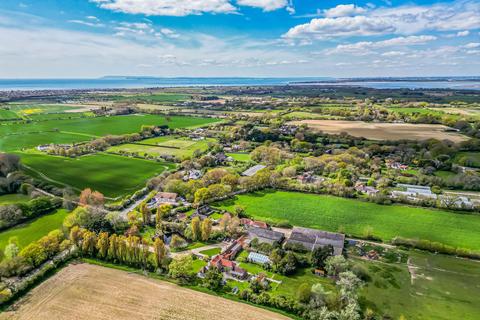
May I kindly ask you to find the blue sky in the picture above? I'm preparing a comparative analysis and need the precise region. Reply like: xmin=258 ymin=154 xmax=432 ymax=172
xmin=0 ymin=0 xmax=479 ymax=77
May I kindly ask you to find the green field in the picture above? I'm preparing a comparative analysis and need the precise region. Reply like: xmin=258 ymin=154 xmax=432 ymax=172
xmin=108 ymin=136 xmax=214 ymax=159
xmin=0 ymin=114 xmax=219 ymax=139
xmin=226 ymin=153 xmax=251 ymax=162
xmin=388 ymin=107 xmax=444 ymax=115
xmin=95 ymin=93 xmax=190 ymax=103
xmin=28 ymin=112 xmax=94 ymax=121
xmin=0 ymin=109 xmax=20 ymax=120
xmin=434 ymin=170 xmax=457 ymax=179
xmin=8 ymin=104 xmax=81 ymax=114
xmin=0 ymin=131 xmax=91 ymax=152
xmin=357 ymin=251 xmax=480 ymax=320
xmin=0 ymin=193 xmax=31 ymax=205
xmin=454 ymin=152 xmax=480 ymax=168
xmin=215 ymin=190 xmax=480 ymax=250
xmin=0 ymin=115 xmax=219 ymax=152
xmin=17 ymin=152 xmax=175 ymax=198
xmin=0 ymin=209 xmax=69 ymax=251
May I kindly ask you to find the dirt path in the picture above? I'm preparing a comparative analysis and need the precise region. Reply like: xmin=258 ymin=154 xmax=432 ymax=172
xmin=407 ymin=258 xmax=418 ymax=284
xmin=1 ymin=263 xmax=290 ymax=320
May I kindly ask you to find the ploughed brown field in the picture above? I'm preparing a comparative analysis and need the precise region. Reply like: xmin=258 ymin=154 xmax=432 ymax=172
xmin=1 ymin=263 xmax=290 ymax=320
xmin=290 ymin=120 xmax=469 ymax=142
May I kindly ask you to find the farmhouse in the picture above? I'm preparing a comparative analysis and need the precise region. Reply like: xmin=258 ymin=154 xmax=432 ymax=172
xmin=386 ymin=160 xmax=408 ymax=170
xmin=297 ymin=171 xmax=323 ymax=184
xmin=285 ymin=227 xmax=345 ymax=255
xmin=242 ymin=164 xmax=267 ymax=177
xmin=192 ymin=205 xmax=214 ymax=219
xmin=209 ymin=256 xmax=248 ymax=279
xmin=355 ymin=183 xmax=379 ymax=196
xmin=151 ymin=192 xmax=179 ymax=207
xmin=184 ymin=169 xmax=202 ymax=181
xmin=240 ymin=218 xmax=268 ymax=229
xmin=247 ymin=226 xmax=284 ymax=245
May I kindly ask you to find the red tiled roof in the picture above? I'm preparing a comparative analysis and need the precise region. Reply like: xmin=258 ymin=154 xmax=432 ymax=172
xmin=252 ymin=221 xmax=268 ymax=229
xmin=220 ymin=259 xmax=234 ymax=268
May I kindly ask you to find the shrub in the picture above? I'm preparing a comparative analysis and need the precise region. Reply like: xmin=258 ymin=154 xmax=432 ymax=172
xmin=392 ymin=237 xmax=480 ymax=259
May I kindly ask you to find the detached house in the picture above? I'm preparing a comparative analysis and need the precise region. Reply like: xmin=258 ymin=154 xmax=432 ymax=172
xmin=148 ymin=192 xmax=179 ymax=209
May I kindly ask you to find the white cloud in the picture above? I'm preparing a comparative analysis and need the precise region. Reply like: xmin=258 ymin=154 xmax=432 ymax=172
xmin=466 ymin=50 xmax=480 ymax=55
xmin=324 ymin=4 xmax=367 ymax=18
xmin=283 ymin=0 xmax=480 ymax=42
xmin=68 ymin=20 xmax=105 ymax=27
xmin=457 ymin=30 xmax=470 ymax=36
xmin=90 ymin=0 xmax=237 ymax=16
xmin=160 ymin=28 xmax=180 ymax=38
xmin=236 ymin=0 xmax=288 ymax=11
xmin=284 ymin=16 xmax=395 ymax=40
xmin=325 ymin=35 xmax=437 ymax=55
xmin=463 ymin=42 xmax=480 ymax=49
xmin=381 ymin=51 xmax=406 ymax=57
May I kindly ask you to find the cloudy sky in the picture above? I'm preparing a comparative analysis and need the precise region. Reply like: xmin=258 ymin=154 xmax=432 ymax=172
xmin=0 ymin=0 xmax=479 ymax=78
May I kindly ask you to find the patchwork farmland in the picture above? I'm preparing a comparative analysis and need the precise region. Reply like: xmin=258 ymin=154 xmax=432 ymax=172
xmin=17 ymin=152 xmax=176 ymax=198
xmin=108 ymin=136 xmax=216 ymax=160
xmin=290 ymin=119 xmax=469 ymax=142
xmin=0 ymin=263 xmax=289 ymax=320
xmin=1 ymin=84 xmax=480 ymax=320
xmin=215 ymin=190 xmax=480 ymax=251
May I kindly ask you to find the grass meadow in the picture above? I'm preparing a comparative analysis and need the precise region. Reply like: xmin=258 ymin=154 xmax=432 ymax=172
xmin=108 ymin=136 xmax=215 ymax=159
xmin=0 ymin=193 xmax=31 ymax=205
xmin=0 ymin=114 xmax=219 ymax=138
xmin=453 ymin=152 xmax=480 ymax=168
xmin=357 ymin=251 xmax=480 ymax=320
xmin=0 ymin=131 xmax=91 ymax=152
xmin=0 ymin=114 xmax=219 ymax=152
xmin=215 ymin=190 xmax=480 ymax=250
xmin=17 ymin=152 xmax=176 ymax=198
xmin=226 ymin=153 xmax=252 ymax=162
xmin=0 ymin=109 xmax=20 ymax=120
xmin=0 ymin=209 xmax=69 ymax=251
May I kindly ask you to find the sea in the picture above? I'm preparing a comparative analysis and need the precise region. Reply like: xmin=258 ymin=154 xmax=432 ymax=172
xmin=0 ymin=77 xmax=479 ymax=91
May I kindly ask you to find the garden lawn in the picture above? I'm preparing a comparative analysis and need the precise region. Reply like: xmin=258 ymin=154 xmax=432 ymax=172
xmin=236 ymin=261 xmax=334 ymax=300
xmin=191 ymin=258 xmax=207 ymax=273
xmin=272 ymin=268 xmax=334 ymax=299
xmin=0 ymin=209 xmax=69 ymax=251
xmin=227 ymin=153 xmax=251 ymax=162
xmin=199 ymin=247 xmax=221 ymax=257
xmin=356 ymin=251 xmax=480 ymax=320
xmin=0 ymin=193 xmax=31 ymax=205
xmin=215 ymin=190 xmax=480 ymax=250
xmin=17 ymin=152 xmax=175 ymax=198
